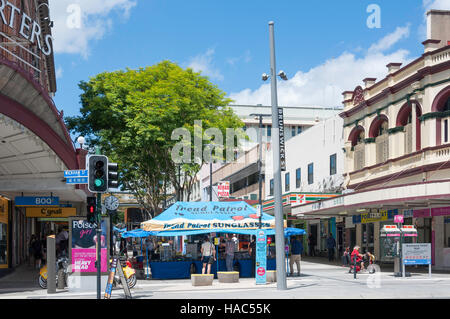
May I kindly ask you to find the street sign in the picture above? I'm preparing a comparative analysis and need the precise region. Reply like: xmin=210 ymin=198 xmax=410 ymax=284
xmin=66 ymin=177 xmax=88 ymax=185
xmin=64 ymin=170 xmax=88 ymax=178
xmin=15 ymin=196 xmax=59 ymax=207
xmin=278 ymin=108 xmax=286 ymax=171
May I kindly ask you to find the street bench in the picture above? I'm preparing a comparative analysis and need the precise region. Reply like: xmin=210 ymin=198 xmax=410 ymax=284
xmin=217 ymin=271 xmax=239 ymax=283
xmin=191 ymin=274 xmax=214 ymax=286
xmin=266 ymin=270 xmax=276 ymax=282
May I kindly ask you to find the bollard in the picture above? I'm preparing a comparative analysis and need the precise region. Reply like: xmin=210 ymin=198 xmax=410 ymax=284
xmin=353 ymin=256 xmax=357 ymax=280
xmin=47 ymin=235 xmax=56 ymax=294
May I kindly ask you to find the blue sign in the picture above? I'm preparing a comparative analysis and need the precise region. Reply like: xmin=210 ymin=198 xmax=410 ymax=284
xmin=66 ymin=177 xmax=88 ymax=185
xmin=255 ymin=229 xmax=267 ymax=285
xmin=64 ymin=170 xmax=88 ymax=178
xmin=15 ymin=196 xmax=59 ymax=207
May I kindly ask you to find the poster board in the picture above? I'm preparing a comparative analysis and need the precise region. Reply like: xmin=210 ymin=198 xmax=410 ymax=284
xmin=255 ymin=229 xmax=267 ymax=285
xmin=403 ymin=243 xmax=431 ymax=265
xmin=69 ymin=217 xmax=110 ymax=275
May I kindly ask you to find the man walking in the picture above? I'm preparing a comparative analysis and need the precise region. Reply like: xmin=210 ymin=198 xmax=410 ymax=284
xmin=225 ymin=234 xmax=235 ymax=271
xmin=308 ymin=234 xmax=316 ymax=257
xmin=289 ymin=236 xmax=303 ymax=276
xmin=327 ymin=233 xmax=336 ymax=262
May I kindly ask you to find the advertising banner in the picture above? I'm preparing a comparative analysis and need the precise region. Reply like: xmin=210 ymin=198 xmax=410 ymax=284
xmin=278 ymin=108 xmax=286 ymax=171
xmin=142 ymin=202 xmax=275 ymax=232
xmin=255 ymin=229 xmax=267 ymax=285
xmin=70 ymin=219 xmax=108 ymax=273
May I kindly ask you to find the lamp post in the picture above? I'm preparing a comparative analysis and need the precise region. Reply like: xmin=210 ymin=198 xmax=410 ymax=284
xmin=262 ymin=21 xmax=289 ymax=290
xmin=250 ymin=113 xmax=271 ymax=228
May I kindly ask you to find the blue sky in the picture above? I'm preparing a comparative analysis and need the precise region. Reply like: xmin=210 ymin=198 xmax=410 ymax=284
xmin=50 ymin=0 xmax=448 ymax=118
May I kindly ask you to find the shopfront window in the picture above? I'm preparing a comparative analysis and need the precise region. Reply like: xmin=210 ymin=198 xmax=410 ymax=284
xmin=445 ymin=217 xmax=450 ymax=248
xmin=0 ymin=223 xmax=7 ymax=265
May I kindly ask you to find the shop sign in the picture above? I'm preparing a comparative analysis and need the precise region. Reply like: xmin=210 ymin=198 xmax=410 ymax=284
xmin=403 ymin=243 xmax=431 ymax=265
xmin=15 ymin=196 xmax=59 ymax=207
xmin=394 ymin=215 xmax=404 ymax=224
xmin=0 ymin=197 xmax=7 ymax=224
xmin=361 ymin=210 xmax=388 ymax=224
xmin=217 ymin=181 xmax=230 ymax=198
xmin=0 ymin=0 xmax=53 ymax=56
xmin=255 ymin=229 xmax=267 ymax=285
xmin=26 ymin=207 xmax=76 ymax=218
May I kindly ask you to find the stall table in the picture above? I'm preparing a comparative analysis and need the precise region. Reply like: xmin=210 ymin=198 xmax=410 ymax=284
xmin=149 ymin=258 xmax=276 ymax=279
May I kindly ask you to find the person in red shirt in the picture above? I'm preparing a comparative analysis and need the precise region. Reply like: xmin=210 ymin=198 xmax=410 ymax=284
xmin=351 ymin=245 xmax=365 ymax=271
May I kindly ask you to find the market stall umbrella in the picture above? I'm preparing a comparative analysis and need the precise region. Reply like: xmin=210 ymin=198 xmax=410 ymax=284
xmin=141 ymin=201 xmax=278 ymax=233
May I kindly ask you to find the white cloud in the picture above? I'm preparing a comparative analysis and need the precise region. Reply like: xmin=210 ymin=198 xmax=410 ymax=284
xmin=368 ymin=25 xmax=410 ymax=53
xmin=186 ymin=48 xmax=224 ymax=81
xmin=230 ymin=27 xmax=414 ymax=107
xmin=49 ymin=0 xmax=137 ymax=58
xmin=423 ymin=0 xmax=450 ymax=11
xmin=56 ymin=67 xmax=63 ymax=79
xmin=227 ymin=50 xmax=252 ymax=66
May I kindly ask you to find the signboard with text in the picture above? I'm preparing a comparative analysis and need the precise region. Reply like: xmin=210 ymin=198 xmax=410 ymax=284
xmin=278 ymin=108 xmax=286 ymax=171
xmin=217 ymin=181 xmax=230 ymax=198
xmin=26 ymin=207 xmax=76 ymax=218
xmin=255 ymin=229 xmax=267 ymax=285
xmin=15 ymin=196 xmax=59 ymax=207
xmin=403 ymin=243 xmax=431 ymax=265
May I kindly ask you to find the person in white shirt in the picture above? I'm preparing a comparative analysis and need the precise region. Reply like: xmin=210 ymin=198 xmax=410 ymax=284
xmin=201 ymin=236 xmax=216 ymax=274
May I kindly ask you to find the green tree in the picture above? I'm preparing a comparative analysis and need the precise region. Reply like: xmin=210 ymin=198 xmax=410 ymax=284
xmin=66 ymin=61 xmax=244 ymax=215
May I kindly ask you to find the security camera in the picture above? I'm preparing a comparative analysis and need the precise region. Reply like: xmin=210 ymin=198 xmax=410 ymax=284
xmin=278 ymin=71 xmax=288 ymax=81
xmin=262 ymin=73 xmax=269 ymax=81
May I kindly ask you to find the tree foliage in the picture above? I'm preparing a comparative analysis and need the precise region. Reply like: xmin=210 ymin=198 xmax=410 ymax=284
xmin=66 ymin=61 xmax=244 ymax=215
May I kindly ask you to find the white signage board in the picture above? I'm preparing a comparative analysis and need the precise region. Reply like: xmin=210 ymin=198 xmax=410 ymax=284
xmin=403 ymin=243 xmax=431 ymax=265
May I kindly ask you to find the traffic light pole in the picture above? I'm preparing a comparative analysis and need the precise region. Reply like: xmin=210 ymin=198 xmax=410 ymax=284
xmin=96 ymin=192 xmax=102 ymax=300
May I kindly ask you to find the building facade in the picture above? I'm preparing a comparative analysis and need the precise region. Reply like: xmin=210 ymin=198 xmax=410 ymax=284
xmin=292 ymin=10 xmax=450 ymax=269
xmin=0 ymin=1 xmax=86 ymax=271
xmin=264 ymin=115 xmax=344 ymax=254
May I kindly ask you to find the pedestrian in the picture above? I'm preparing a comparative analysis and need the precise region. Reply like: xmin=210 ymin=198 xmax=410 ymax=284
xmin=32 ymin=236 xmax=43 ymax=269
xmin=201 ymin=236 xmax=215 ymax=275
xmin=326 ymin=233 xmax=336 ymax=262
xmin=350 ymin=245 xmax=365 ymax=271
xmin=308 ymin=234 xmax=316 ymax=257
xmin=145 ymin=237 xmax=154 ymax=262
xmin=225 ymin=234 xmax=235 ymax=272
xmin=342 ymin=246 xmax=351 ymax=267
xmin=289 ymin=236 xmax=303 ymax=276
xmin=55 ymin=227 xmax=69 ymax=257
xmin=248 ymin=235 xmax=256 ymax=276
xmin=28 ymin=235 xmax=36 ymax=267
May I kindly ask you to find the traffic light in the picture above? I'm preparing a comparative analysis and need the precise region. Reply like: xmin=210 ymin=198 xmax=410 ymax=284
xmin=108 ymin=162 xmax=119 ymax=189
xmin=88 ymin=155 xmax=108 ymax=193
xmin=87 ymin=196 xmax=96 ymax=224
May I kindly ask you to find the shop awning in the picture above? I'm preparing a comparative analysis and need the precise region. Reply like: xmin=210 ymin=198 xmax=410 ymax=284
xmin=141 ymin=201 xmax=277 ymax=232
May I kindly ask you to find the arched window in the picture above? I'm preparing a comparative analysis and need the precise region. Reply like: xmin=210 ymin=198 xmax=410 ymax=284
xmin=348 ymin=126 xmax=365 ymax=171
xmin=396 ymin=102 xmax=423 ymax=153
xmin=432 ymin=86 xmax=450 ymax=146
xmin=369 ymin=115 xmax=389 ymax=163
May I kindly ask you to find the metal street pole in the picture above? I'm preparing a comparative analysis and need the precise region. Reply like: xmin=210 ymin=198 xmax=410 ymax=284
xmin=210 ymin=161 xmax=213 ymax=202
xmin=268 ymin=21 xmax=287 ymax=290
xmin=258 ymin=115 xmax=263 ymax=228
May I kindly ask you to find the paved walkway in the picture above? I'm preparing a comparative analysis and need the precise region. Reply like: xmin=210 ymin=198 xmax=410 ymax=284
xmin=1 ymin=258 xmax=449 ymax=299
